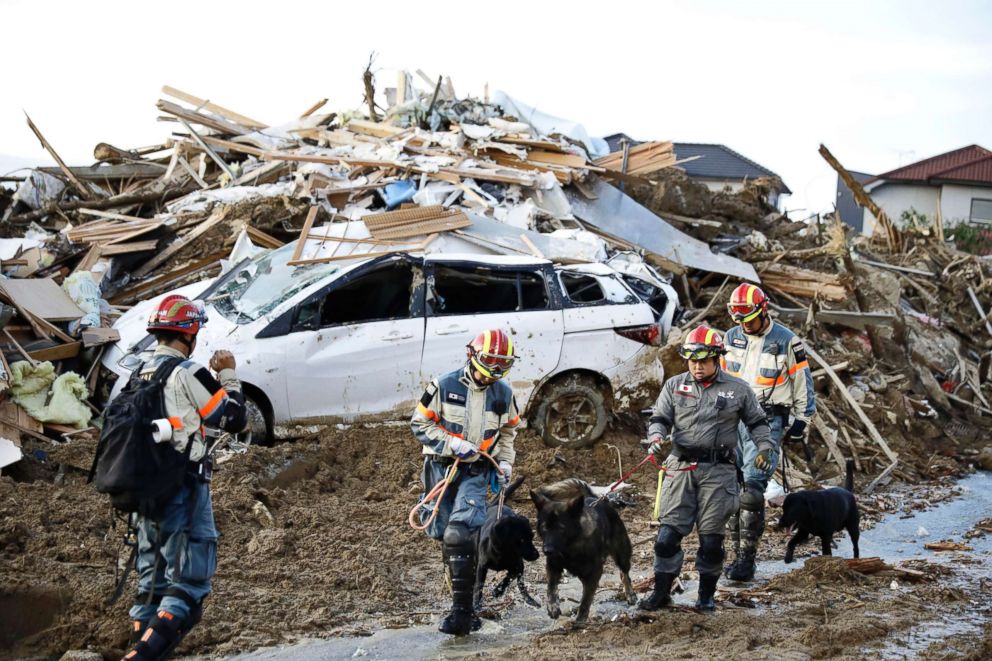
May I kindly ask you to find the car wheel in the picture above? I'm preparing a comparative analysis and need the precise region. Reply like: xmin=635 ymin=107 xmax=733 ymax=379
xmin=535 ymin=376 xmax=608 ymax=449
xmin=244 ymin=392 xmax=273 ymax=446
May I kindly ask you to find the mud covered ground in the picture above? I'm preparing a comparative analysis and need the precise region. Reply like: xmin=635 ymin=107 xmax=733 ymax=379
xmin=1 ymin=424 xmax=990 ymax=660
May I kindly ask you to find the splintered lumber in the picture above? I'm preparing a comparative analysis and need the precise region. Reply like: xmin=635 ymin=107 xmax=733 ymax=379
xmin=362 ymin=205 xmax=470 ymax=239
xmin=132 ymin=208 xmax=230 ymax=278
xmin=594 ymin=141 xmax=681 ymax=175
xmin=6 ymin=182 xmax=197 ymax=225
xmin=757 ymin=262 xmax=848 ymax=301
xmin=162 ymin=85 xmax=267 ymax=130
xmin=288 ymin=234 xmax=438 ymax=267
xmin=819 ymin=144 xmax=901 ymax=252
xmin=810 ymin=416 xmax=847 ymax=473
xmin=967 ymin=287 xmax=992 ymax=337
xmin=846 ymin=558 xmax=927 ymax=581
xmin=110 ymin=253 xmax=227 ymax=305
xmin=28 ymin=341 xmax=82 ymax=362
xmin=804 ymin=344 xmax=899 ymax=482
xmin=924 ymin=541 xmax=972 ymax=552
xmin=157 ymin=99 xmax=251 ymax=136
xmin=24 ymin=113 xmax=93 ymax=200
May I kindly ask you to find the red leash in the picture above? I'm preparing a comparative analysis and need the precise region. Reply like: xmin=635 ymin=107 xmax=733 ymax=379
xmin=597 ymin=453 xmax=699 ymax=503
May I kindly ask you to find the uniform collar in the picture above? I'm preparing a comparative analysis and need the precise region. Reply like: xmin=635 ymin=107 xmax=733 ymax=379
xmin=687 ymin=367 xmax=725 ymax=388
xmin=744 ymin=319 xmax=775 ymax=338
xmin=460 ymin=365 xmax=489 ymax=392
xmin=154 ymin=345 xmax=188 ymax=360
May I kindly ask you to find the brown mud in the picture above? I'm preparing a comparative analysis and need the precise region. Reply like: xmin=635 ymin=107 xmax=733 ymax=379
xmin=0 ymin=424 xmax=989 ymax=660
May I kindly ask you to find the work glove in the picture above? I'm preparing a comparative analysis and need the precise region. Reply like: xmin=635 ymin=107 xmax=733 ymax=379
xmin=647 ymin=434 xmax=666 ymax=459
xmin=754 ymin=448 xmax=774 ymax=473
xmin=498 ymin=461 xmax=512 ymax=487
xmin=785 ymin=419 xmax=808 ymax=444
xmin=449 ymin=438 xmax=479 ymax=460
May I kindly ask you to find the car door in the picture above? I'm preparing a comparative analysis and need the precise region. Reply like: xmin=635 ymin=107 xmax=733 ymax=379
xmin=284 ymin=256 xmax=426 ymax=421
xmin=420 ymin=258 xmax=564 ymax=406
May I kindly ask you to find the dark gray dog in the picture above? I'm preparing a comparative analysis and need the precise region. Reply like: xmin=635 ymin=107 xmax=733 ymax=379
xmin=530 ymin=479 xmax=637 ymax=623
xmin=778 ymin=459 xmax=860 ymax=563
xmin=474 ymin=477 xmax=540 ymax=610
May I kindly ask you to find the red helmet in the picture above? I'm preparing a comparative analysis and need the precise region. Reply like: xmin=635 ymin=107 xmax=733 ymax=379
xmin=727 ymin=283 xmax=768 ymax=324
xmin=466 ymin=329 xmax=516 ymax=379
xmin=147 ymin=295 xmax=207 ymax=335
xmin=679 ymin=325 xmax=725 ymax=360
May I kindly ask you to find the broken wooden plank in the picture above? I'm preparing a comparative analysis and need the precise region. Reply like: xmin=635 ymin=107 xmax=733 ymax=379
xmin=967 ymin=287 xmax=992 ymax=337
xmin=28 ymin=341 xmax=82 ymax=362
xmin=98 ymin=240 xmax=159 ymax=256
xmin=810 ymin=416 xmax=847 ymax=474
xmin=245 ymin=226 xmax=284 ymax=249
xmin=291 ymin=206 xmax=320 ymax=263
xmin=81 ymin=327 xmax=121 ymax=348
xmin=924 ymin=541 xmax=972 ymax=552
xmin=176 ymin=118 xmax=235 ymax=180
xmin=132 ymin=208 xmax=229 ymax=278
xmin=3 ymin=329 xmax=37 ymax=367
xmin=287 ymin=234 xmax=437 ymax=266
xmin=362 ymin=205 xmax=470 ymax=240
xmin=24 ymin=112 xmax=93 ymax=200
xmin=0 ymin=278 xmax=84 ymax=321
xmin=805 ymin=344 xmax=898 ymax=468
xmin=110 ymin=253 xmax=226 ymax=305
xmin=819 ymin=144 xmax=901 ymax=252
xmin=156 ymin=99 xmax=251 ymax=136
xmin=162 ymin=85 xmax=267 ymax=130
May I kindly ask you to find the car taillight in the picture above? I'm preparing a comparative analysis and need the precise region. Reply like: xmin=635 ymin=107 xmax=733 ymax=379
xmin=615 ymin=323 xmax=662 ymax=347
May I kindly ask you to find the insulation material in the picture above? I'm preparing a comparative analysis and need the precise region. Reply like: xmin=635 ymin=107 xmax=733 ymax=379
xmin=62 ymin=271 xmax=102 ymax=334
xmin=9 ymin=361 xmax=91 ymax=428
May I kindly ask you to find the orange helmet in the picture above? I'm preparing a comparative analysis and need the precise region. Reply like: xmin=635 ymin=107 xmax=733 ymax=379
xmin=727 ymin=283 xmax=768 ymax=324
xmin=147 ymin=295 xmax=207 ymax=335
xmin=466 ymin=329 xmax=516 ymax=379
xmin=679 ymin=325 xmax=725 ymax=360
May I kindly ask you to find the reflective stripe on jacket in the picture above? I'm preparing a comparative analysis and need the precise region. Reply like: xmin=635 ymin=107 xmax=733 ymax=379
xmin=139 ymin=345 xmax=247 ymax=462
xmin=721 ymin=321 xmax=816 ymax=422
xmin=411 ymin=366 xmax=520 ymax=464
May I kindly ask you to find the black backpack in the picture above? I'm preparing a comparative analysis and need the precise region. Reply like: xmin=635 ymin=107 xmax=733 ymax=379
xmin=90 ymin=356 xmax=189 ymax=516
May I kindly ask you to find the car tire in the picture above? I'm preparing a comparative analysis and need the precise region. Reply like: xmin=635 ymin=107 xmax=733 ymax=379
xmin=534 ymin=375 xmax=609 ymax=449
xmin=244 ymin=391 xmax=273 ymax=446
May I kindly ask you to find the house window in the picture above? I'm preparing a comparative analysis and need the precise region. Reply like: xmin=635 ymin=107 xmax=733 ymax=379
xmin=971 ymin=199 xmax=992 ymax=224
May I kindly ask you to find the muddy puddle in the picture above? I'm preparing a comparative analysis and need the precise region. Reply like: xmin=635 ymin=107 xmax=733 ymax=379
xmin=218 ymin=471 xmax=992 ymax=661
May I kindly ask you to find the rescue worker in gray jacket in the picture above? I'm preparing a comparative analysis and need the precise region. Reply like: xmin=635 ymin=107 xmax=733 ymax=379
xmin=638 ymin=325 xmax=771 ymax=612
xmin=411 ymin=329 xmax=520 ymax=636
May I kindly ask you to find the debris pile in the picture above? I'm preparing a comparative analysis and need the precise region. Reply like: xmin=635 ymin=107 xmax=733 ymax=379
xmin=0 ymin=65 xmax=989 ymax=491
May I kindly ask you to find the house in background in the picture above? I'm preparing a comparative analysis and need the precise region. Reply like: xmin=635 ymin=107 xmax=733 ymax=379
xmin=602 ymin=134 xmax=791 ymax=208
xmin=834 ymin=169 xmax=874 ymax=233
xmin=857 ymin=145 xmax=992 ymax=235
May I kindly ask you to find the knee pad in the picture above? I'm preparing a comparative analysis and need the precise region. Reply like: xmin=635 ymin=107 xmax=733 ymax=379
xmin=697 ymin=534 xmax=725 ymax=564
xmin=741 ymin=483 xmax=765 ymax=512
xmin=654 ymin=525 xmax=683 ymax=558
xmin=443 ymin=522 xmax=476 ymax=550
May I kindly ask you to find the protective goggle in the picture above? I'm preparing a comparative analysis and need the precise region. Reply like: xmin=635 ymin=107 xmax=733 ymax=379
xmin=472 ymin=351 xmax=515 ymax=378
xmin=678 ymin=345 xmax=720 ymax=361
xmin=728 ymin=302 xmax=763 ymax=323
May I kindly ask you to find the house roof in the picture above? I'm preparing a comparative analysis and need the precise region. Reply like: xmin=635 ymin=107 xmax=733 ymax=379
xmin=868 ymin=145 xmax=992 ymax=186
xmin=672 ymin=143 xmax=791 ymax=194
xmin=603 ymin=132 xmax=640 ymax=153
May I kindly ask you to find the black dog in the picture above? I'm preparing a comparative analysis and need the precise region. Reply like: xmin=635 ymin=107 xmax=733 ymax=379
xmin=530 ymin=479 xmax=637 ymax=624
xmin=778 ymin=459 xmax=860 ymax=563
xmin=474 ymin=477 xmax=540 ymax=610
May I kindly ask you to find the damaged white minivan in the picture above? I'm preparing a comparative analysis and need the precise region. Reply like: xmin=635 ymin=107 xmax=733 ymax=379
xmin=101 ymin=239 xmax=680 ymax=448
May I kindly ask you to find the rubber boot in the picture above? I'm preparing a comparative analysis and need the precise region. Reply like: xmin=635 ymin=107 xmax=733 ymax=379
xmin=637 ymin=572 xmax=676 ymax=611
xmin=695 ymin=574 xmax=719 ymax=612
xmin=725 ymin=502 xmax=763 ymax=581
xmin=438 ymin=542 xmax=478 ymax=636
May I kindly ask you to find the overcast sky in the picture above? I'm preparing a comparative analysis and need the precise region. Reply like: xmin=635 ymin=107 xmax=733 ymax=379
xmin=2 ymin=0 xmax=990 ymax=218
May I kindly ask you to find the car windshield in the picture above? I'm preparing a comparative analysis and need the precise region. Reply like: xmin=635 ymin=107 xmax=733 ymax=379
xmin=211 ymin=243 xmax=340 ymax=324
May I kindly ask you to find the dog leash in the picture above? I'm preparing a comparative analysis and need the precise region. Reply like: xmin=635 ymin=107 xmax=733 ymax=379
xmin=408 ymin=450 xmax=503 ymax=531
xmin=596 ymin=454 xmax=698 ymax=505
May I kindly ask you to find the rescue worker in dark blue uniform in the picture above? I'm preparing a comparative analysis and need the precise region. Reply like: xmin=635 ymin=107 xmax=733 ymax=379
xmin=411 ymin=329 xmax=520 ymax=635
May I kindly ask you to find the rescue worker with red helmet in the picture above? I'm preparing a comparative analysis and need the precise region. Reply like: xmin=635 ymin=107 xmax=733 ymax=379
xmin=411 ymin=329 xmax=521 ymax=635
xmin=722 ymin=283 xmax=815 ymax=582
xmin=639 ymin=325 xmax=770 ymax=612
xmin=123 ymin=295 xmax=248 ymax=661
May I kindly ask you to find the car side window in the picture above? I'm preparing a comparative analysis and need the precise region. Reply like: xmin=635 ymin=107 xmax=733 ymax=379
xmin=560 ymin=271 xmax=638 ymax=306
xmin=319 ymin=260 xmax=415 ymax=326
xmin=560 ymin=272 xmax=605 ymax=304
xmin=429 ymin=265 xmax=549 ymax=315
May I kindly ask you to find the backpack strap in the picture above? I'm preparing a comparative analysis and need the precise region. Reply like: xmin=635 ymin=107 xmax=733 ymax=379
xmin=149 ymin=355 xmax=185 ymax=386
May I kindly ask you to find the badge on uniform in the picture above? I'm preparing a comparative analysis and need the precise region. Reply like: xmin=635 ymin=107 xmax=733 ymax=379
xmin=447 ymin=392 xmax=466 ymax=403
xmin=677 ymin=383 xmax=695 ymax=396
xmin=731 ymin=337 xmax=747 ymax=349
